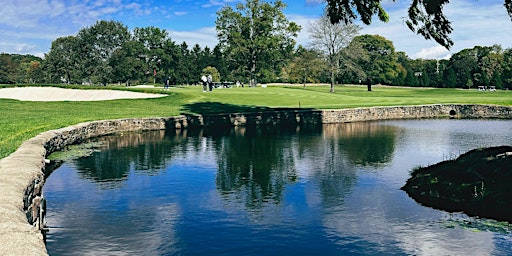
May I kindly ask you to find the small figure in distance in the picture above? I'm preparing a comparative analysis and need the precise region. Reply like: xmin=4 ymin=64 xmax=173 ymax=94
xmin=201 ymin=75 xmax=208 ymax=92
xmin=164 ymin=77 xmax=170 ymax=90
xmin=207 ymin=74 xmax=213 ymax=92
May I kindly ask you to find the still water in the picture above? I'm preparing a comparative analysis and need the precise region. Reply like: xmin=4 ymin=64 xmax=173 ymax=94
xmin=44 ymin=119 xmax=512 ymax=255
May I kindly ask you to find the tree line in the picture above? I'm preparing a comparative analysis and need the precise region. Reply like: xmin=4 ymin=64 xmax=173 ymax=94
xmin=1 ymin=0 xmax=512 ymax=90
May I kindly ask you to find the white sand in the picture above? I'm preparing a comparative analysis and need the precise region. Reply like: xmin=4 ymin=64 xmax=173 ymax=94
xmin=0 ymin=87 xmax=167 ymax=101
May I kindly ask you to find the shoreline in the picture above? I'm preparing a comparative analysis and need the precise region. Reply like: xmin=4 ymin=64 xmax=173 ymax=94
xmin=1 ymin=104 xmax=511 ymax=255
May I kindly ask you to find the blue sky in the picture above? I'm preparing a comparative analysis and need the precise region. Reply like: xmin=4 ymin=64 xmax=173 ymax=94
xmin=1 ymin=0 xmax=512 ymax=59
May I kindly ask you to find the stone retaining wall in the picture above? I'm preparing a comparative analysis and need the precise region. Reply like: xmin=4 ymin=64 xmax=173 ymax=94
xmin=1 ymin=104 xmax=511 ymax=255
xmin=322 ymin=104 xmax=512 ymax=123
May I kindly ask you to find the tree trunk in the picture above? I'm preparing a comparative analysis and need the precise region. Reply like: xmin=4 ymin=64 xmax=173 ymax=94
xmin=250 ymin=55 xmax=257 ymax=87
xmin=330 ymin=67 xmax=335 ymax=93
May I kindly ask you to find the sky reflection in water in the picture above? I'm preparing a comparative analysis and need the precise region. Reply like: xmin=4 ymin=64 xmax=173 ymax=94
xmin=44 ymin=120 xmax=512 ymax=255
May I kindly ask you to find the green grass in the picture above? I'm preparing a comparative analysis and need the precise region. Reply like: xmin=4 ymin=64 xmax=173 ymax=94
xmin=1 ymin=84 xmax=511 ymax=158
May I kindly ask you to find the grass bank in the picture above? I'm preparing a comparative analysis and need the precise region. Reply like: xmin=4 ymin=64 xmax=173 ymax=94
xmin=1 ymin=84 xmax=511 ymax=158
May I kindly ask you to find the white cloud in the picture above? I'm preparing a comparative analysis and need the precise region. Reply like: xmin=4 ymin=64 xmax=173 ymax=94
xmin=0 ymin=0 xmax=65 ymax=28
xmin=305 ymin=0 xmax=323 ymax=6
xmin=168 ymin=27 xmax=218 ymax=49
xmin=413 ymin=46 xmax=451 ymax=60
xmin=0 ymin=41 xmax=45 ymax=57
xmin=0 ymin=0 xmax=151 ymax=55
xmin=288 ymin=14 xmax=318 ymax=47
xmin=201 ymin=0 xmax=238 ymax=8
xmin=174 ymin=11 xmax=188 ymax=16
xmin=126 ymin=2 xmax=142 ymax=10
xmin=445 ymin=1 xmax=512 ymax=51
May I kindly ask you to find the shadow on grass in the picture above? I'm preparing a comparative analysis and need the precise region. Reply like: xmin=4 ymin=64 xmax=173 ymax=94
xmin=179 ymin=102 xmax=323 ymax=128
xmin=181 ymin=102 xmax=314 ymax=115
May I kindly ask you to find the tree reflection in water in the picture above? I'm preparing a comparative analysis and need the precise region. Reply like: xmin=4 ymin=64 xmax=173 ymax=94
xmin=69 ymin=122 xmax=397 ymax=205
xmin=210 ymin=122 xmax=397 ymax=210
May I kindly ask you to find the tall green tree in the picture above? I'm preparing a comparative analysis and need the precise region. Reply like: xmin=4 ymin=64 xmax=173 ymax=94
xmin=502 ymin=48 xmax=512 ymax=89
xmin=443 ymin=67 xmax=457 ymax=88
xmin=212 ymin=45 xmax=229 ymax=81
xmin=161 ymin=39 xmax=181 ymax=85
xmin=77 ymin=20 xmax=131 ymax=85
xmin=110 ymin=40 xmax=145 ymax=85
xmin=216 ymin=0 xmax=301 ymax=87
xmin=44 ymin=36 xmax=79 ymax=83
xmin=175 ymin=42 xmax=194 ymax=84
xmin=325 ymin=0 xmax=512 ymax=49
xmin=448 ymin=48 xmax=478 ymax=88
xmin=478 ymin=45 xmax=504 ymax=88
xmin=352 ymin=34 xmax=401 ymax=85
xmin=133 ymin=26 xmax=170 ymax=83
xmin=395 ymin=51 xmax=412 ymax=86
xmin=285 ymin=46 xmax=327 ymax=84
xmin=309 ymin=14 xmax=361 ymax=92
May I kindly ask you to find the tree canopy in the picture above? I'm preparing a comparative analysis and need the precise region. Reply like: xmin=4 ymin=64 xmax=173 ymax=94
xmin=325 ymin=0 xmax=512 ymax=49
xmin=309 ymin=14 xmax=361 ymax=92
xmin=215 ymin=0 xmax=301 ymax=86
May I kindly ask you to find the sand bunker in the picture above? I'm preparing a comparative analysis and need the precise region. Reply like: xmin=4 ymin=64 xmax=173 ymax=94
xmin=0 ymin=87 xmax=167 ymax=101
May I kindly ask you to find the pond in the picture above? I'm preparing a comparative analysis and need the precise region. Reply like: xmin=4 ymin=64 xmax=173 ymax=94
xmin=44 ymin=119 xmax=512 ymax=255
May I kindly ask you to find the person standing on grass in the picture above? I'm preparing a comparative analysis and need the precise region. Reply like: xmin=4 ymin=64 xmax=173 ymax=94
xmin=207 ymin=74 xmax=213 ymax=92
xmin=201 ymin=75 xmax=208 ymax=92
xmin=164 ymin=77 xmax=170 ymax=90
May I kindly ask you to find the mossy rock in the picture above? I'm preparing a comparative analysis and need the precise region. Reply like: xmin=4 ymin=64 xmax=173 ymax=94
xmin=47 ymin=141 xmax=104 ymax=162
xmin=402 ymin=146 xmax=512 ymax=222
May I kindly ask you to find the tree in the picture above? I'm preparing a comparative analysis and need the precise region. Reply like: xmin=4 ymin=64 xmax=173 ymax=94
xmin=447 ymin=47 xmax=479 ymax=88
xmin=110 ymin=40 xmax=145 ymax=85
xmin=77 ymin=20 xmax=131 ymax=85
xmin=133 ymin=26 xmax=169 ymax=83
xmin=216 ymin=0 xmax=301 ymax=87
xmin=502 ymin=48 xmax=512 ymax=89
xmin=337 ymin=40 xmax=369 ymax=85
xmin=325 ymin=0 xmax=512 ymax=49
xmin=162 ymin=39 xmax=182 ymax=85
xmin=285 ymin=46 xmax=328 ymax=84
xmin=0 ymin=54 xmax=16 ymax=84
xmin=175 ymin=42 xmax=194 ymax=84
xmin=18 ymin=60 xmax=43 ymax=84
xmin=478 ymin=45 xmax=504 ymax=88
xmin=202 ymin=66 xmax=221 ymax=82
xmin=395 ymin=52 xmax=412 ymax=86
xmin=443 ymin=67 xmax=457 ymax=88
xmin=352 ymin=34 xmax=401 ymax=85
xmin=309 ymin=14 xmax=361 ymax=92
xmin=212 ymin=45 xmax=229 ymax=81
xmin=44 ymin=36 xmax=79 ymax=83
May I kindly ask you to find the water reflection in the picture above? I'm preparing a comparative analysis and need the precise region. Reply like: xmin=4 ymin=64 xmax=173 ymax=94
xmin=326 ymin=122 xmax=397 ymax=167
xmin=214 ymin=125 xmax=317 ymax=208
xmin=74 ymin=123 xmax=398 ymax=207
xmin=45 ymin=120 xmax=512 ymax=255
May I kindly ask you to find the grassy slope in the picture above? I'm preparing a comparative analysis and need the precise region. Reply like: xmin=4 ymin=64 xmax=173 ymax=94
xmin=1 ymin=84 xmax=511 ymax=158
